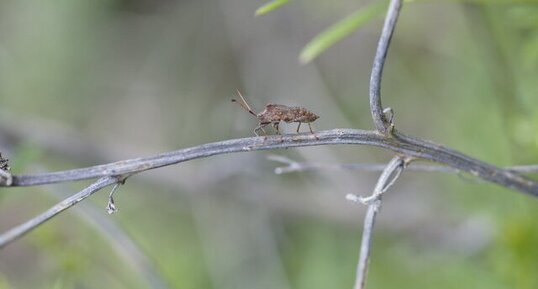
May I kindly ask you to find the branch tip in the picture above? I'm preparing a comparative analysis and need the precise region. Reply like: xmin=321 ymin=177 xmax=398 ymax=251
xmin=346 ymin=193 xmax=361 ymax=203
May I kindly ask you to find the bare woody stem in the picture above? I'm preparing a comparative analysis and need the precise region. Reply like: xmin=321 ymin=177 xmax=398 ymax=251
xmin=348 ymin=156 xmax=405 ymax=289
xmin=2 ymin=129 xmax=535 ymax=248
xmin=369 ymin=0 xmax=402 ymax=134
xmin=0 ymin=176 xmax=118 ymax=248
xmin=269 ymin=155 xmax=538 ymax=175
xmin=4 ymin=129 xmax=537 ymax=197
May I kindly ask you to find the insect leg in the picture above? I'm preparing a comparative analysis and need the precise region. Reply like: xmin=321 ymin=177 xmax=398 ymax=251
xmin=254 ymin=124 xmax=268 ymax=136
xmin=296 ymin=122 xmax=301 ymax=133
xmin=308 ymin=123 xmax=319 ymax=140
xmin=308 ymin=123 xmax=314 ymax=133
xmin=273 ymin=122 xmax=280 ymax=135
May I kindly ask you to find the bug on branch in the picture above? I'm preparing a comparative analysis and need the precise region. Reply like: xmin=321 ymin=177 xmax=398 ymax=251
xmin=232 ymin=90 xmax=319 ymax=136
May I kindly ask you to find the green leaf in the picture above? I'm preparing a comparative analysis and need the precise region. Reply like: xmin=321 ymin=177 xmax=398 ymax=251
xmin=255 ymin=0 xmax=290 ymax=16
xmin=299 ymin=2 xmax=387 ymax=64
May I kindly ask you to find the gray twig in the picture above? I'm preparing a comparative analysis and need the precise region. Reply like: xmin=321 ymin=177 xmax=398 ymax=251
xmin=507 ymin=165 xmax=538 ymax=174
xmin=0 ymin=176 xmax=118 ymax=248
xmin=269 ymin=155 xmax=457 ymax=174
xmin=5 ymin=129 xmax=538 ymax=197
xmin=21 ymin=163 xmax=170 ymax=289
xmin=45 ymin=186 xmax=170 ymax=289
xmin=347 ymin=156 xmax=405 ymax=289
xmin=269 ymin=155 xmax=538 ymax=175
xmin=369 ymin=0 xmax=403 ymax=134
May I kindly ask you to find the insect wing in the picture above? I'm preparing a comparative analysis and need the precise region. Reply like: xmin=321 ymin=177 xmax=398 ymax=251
xmin=264 ymin=104 xmax=295 ymax=122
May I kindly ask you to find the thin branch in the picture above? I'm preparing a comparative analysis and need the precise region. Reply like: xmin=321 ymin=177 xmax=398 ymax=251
xmin=0 ymin=176 xmax=118 ymax=249
xmin=4 ymin=129 xmax=538 ymax=197
xmin=507 ymin=165 xmax=538 ymax=174
xmin=268 ymin=155 xmax=459 ymax=174
xmin=25 ymin=163 xmax=170 ymax=289
xmin=369 ymin=0 xmax=403 ymax=134
xmin=268 ymin=155 xmax=538 ymax=175
xmin=347 ymin=156 xmax=405 ymax=289
xmin=45 ymin=189 xmax=170 ymax=289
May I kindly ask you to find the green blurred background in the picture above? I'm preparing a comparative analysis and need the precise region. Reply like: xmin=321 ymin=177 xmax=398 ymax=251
xmin=1 ymin=0 xmax=538 ymax=288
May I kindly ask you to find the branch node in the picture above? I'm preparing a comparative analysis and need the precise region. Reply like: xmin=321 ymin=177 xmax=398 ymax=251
xmin=106 ymin=175 xmax=129 ymax=214
xmin=0 ymin=153 xmax=12 ymax=186
xmin=383 ymin=107 xmax=395 ymax=134
xmin=268 ymin=155 xmax=300 ymax=174
xmin=359 ymin=194 xmax=382 ymax=206
xmin=346 ymin=193 xmax=381 ymax=206
xmin=0 ymin=170 xmax=12 ymax=187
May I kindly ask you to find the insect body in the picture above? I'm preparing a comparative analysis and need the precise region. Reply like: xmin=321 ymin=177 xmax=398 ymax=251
xmin=232 ymin=91 xmax=319 ymax=136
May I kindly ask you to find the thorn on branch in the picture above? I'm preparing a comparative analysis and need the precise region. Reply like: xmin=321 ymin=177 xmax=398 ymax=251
xmin=107 ymin=183 xmax=121 ymax=214
xmin=383 ymin=107 xmax=395 ymax=133
xmin=106 ymin=175 xmax=129 ymax=214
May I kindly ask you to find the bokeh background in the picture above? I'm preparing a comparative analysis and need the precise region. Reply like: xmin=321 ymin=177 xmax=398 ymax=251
xmin=1 ymin=0 xmax=538 ymax=288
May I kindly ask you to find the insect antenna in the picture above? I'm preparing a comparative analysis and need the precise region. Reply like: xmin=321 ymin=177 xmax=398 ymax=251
xmin=231 ymin=90 xmax=257 ymax=117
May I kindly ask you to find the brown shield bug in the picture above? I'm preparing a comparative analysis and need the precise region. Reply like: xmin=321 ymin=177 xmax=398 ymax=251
xmin=232 ymin=90 xmax=319 ymax=136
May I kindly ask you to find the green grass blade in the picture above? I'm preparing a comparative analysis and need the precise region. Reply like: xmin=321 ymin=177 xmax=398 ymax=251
xmin=255 ymin=0 xmax=290 ymax=16
xmin=299 ymin=2 xmax=387 ymax=64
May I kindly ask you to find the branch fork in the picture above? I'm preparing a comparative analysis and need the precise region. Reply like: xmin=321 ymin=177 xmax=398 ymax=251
xmin=0 ymin=175 xmax=128 ymax=248
xmin=0 ymin=9 xmax=533 ymax=289
xmin=346 ymin=156 xmax=405 ymax=289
